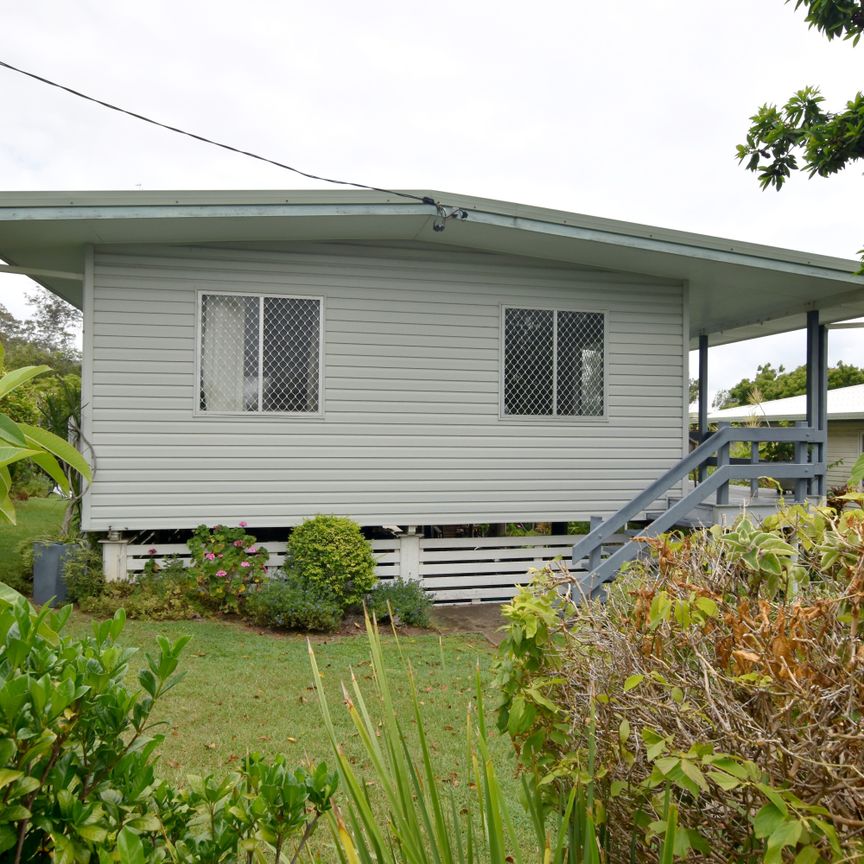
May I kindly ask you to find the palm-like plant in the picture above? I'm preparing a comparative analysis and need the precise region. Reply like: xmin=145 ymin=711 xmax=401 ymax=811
xmin=0 ymin=344 xmax=91 ymax=524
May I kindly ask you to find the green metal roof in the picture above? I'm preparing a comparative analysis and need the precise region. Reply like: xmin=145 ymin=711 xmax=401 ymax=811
xmin=1 ymin=188 xmax=862 ymax=346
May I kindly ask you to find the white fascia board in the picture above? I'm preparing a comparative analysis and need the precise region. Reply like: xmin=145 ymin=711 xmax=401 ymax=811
xmin=0 ymin=202 xmax=434 ymax=222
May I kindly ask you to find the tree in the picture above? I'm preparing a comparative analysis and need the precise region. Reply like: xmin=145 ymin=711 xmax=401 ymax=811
xmin=0 ymin=345 xmax=91 ymax=524
xmin=0 ymin=299 xmax=80 ymax=376
xmin=688 ymin=378 xmax=699 ymax=404
xmin=737 ymin=1 xmax=864 ymax=263
xmin=718 ymin=360 xmax=864 ymax=408
xmin=23 ymin=286 xmax=82 ymax=355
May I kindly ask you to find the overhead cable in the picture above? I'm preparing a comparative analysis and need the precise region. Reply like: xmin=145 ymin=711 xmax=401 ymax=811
xmin=0 ymin=58 xmax=469 ymax=230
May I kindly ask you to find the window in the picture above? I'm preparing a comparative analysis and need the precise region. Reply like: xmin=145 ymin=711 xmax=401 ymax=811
xmin=199 ymin=293 xmax=322 ymax=414
xmin=502 ymin=306 xmax=604 ymax=417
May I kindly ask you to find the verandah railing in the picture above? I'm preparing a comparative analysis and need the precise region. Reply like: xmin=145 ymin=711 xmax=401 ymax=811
xmin=571 ymin=423 xmax=825 ymax=598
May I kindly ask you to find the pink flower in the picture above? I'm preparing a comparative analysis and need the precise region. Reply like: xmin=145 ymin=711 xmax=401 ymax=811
xmin=246 ymin=546 xmax=258 ymax=554
xmin=240 ymin=561 xmax=250 ymax=568
xmin=239 ymin=521 xmax=248 ymax=528
xmin=233 ymin=540 xmax=244 ymax=547
xmin=205 ymin=552 xmax=216 ymax=561
xmin=147 ymin=548 xmax=157 ymax=556
xmin=215 ymin=569 xmax=227 ymax=578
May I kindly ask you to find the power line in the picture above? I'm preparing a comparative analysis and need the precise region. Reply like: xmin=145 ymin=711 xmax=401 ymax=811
xmin=0 ymin=58 xmax=463 ymax=221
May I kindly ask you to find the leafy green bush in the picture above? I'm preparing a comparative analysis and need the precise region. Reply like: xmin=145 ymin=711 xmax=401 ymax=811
xmin=8 ymin=538 xmax=37 ymax=595
xmin=79 ymin=561 xmax=205 ymax=620
xmin=61 ymin=541 xmax=104 ymax=601
xmin=9 ymin=470 xmax=53 ymax=500
xmin=0 ymin=581 xmax=336 ymax=862
xmin=245 ymin=573 xmax=343 ymax=632
xmin=287 ymin=515 xmax=377 ymax=610
xmin=494 ymin=505 xmax=864 ymax=862
xmin=367 ymin=578 xmax=433 ymax=627
xmin=0 ymin=347 xmax=92 ymax=526
xmin=188 ymin=522 xmax=269 ymax=614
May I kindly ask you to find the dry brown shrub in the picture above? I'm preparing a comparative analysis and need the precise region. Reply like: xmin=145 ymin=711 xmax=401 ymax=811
xmin=498 ymin=507 xmax=864 ymax=862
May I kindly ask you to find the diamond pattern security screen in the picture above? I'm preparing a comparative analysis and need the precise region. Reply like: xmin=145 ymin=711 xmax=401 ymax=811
xmin=503 ymin=307 xmax=604 ymax=416
xmin=200 ymin=294 xmax=321 ymax=413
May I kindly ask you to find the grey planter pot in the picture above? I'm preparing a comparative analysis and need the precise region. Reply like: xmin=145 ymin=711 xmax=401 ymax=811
xmin=32 ymin=542 xmax=75 ymax=607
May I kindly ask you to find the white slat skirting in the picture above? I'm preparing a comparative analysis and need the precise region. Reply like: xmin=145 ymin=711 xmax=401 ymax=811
xmin=121 ymin=533 xmax=581 ymax=605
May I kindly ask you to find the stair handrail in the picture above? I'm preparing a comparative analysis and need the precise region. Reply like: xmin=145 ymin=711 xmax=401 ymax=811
xmin=571 ymin=424 xmax=822 ymax=566
xmin=576 ymin=457 xmax=821 ymax=597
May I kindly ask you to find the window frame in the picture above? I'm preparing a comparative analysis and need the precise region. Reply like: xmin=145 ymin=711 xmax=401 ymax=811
xmin=498 ymin=303 xmax=608 ymax=422
xmin=194 ymin=289 xmax=325 ymax=419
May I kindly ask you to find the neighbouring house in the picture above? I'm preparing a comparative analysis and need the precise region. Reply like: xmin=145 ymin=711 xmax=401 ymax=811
xmin=1 ymin=190 xmax=863 ymax=598
xmin=705 ymin=384 xmax=864 ymax=489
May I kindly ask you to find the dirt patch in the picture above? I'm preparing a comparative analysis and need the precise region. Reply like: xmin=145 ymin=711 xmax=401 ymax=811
xmin=431 ymin=603 xmax=507 ymax=646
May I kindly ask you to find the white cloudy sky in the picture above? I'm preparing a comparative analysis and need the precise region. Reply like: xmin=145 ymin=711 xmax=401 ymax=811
xmin=1 ymin=0 xmax=862 ymax=399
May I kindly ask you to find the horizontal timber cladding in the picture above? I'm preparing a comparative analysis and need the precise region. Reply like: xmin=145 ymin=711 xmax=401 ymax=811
xmin=826 ymin=421 xmax=864 ymax=488
xmin=83 ymin=242 xmax=686 ymax=530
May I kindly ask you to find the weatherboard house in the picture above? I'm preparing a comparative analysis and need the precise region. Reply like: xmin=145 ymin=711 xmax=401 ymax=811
xmin=1 ymin=190 xmax=863 ymax=600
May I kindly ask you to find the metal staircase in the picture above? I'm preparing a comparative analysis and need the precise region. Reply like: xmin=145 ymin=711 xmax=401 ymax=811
xmin=570 ymin=424 xmax=824 ymax=598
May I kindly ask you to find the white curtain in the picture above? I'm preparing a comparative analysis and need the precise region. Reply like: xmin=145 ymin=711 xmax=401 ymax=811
xmin=201 ymin=296 xmax=248 ymax=412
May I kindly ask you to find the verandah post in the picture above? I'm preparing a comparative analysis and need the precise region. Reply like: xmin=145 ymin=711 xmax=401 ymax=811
xmin=817 ymin=323 xmax=828 ymax=496
xmin=697 ymin=333 xmax=709 ymax=483
xmin=100 ymin=530 xmax=129 ymax=582
xmin=804 ymin=310 xmax=824 ymax=497
xmin=794 ymin=421 xmax=809 ymax=503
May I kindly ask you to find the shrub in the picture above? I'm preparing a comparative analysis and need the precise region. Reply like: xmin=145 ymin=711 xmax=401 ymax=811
xmin=11 ymin=535 xmax=99 ymax=599
xmin=188 ymin=522 xmax=269 ymax=614
xmin=245 ymin=573 xmax=343 ymax=632
xmin=287 ymin=515 xmax=376 ymax=610
xmin=79 ymin=561 xmax=205 ymax=620
xmin=0 ymin=581 xmax=336 ymax=862
xmin=61 ymin=541 xmax=104 ymax=601
xmin=367 ymin=578 xmax=433 ymax=627
xmin=494 ymin=506 xmax=864 ymax=862
xmin=8 ymin=538 xmax=37 ymax=595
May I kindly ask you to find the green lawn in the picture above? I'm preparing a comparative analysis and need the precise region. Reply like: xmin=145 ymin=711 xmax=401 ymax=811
xmin=4 ymin=499 xmax=534 ymax=855
xmin=65 ymin=612 xmax=530 ymax=855
xmin=0 ymin=496 xmax=66 ymax=588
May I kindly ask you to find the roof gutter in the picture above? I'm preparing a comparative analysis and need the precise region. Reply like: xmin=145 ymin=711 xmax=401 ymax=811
xmin=464 ymin=208 xmax=861 ymax=284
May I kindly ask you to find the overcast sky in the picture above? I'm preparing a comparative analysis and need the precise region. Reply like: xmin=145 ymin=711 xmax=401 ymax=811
xmin=1 ymin=0 xmax=862 ymax=399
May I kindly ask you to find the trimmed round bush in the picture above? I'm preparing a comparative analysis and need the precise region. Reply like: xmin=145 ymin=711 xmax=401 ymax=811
xmin=287 ymin=515 xmax=376 ymax=610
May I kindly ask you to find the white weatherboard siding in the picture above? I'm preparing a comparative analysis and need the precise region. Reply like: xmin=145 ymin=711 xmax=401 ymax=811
xmin=82 ymin=243 xmax=685 ymax=530
xmin=827 ymin=421 xmax=864 ymax=488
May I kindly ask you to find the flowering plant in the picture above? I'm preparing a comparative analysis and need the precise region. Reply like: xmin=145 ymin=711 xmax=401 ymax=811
xmin=188 ymin=523 xmax=269 ymax=613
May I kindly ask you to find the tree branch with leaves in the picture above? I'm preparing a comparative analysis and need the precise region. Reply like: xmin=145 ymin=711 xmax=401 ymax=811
xmin=737 ymin=1 xmax=864 ymax=265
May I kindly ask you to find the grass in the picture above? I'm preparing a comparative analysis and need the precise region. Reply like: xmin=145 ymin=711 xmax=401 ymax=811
xmin=3 ymin=499 xmax=535 ymax=856
xmin=65 ymin=611 xmax=521 ymax=787
xmin=0 ymin=495 xmax=66 ymax=587
xmin=65 ymin=612 xmax=530 ymax=859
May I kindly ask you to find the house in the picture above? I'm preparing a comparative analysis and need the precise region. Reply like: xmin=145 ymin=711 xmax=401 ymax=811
xmin=705 ymin=384 xmax=864 ymax=489
xmin=1 ymin=190 xmax=863 ymax=598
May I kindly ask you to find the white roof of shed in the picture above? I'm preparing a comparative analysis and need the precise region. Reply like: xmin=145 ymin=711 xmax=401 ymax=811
xmin=1 ymin=189 xmax=864 ymax=347
xmin=701 ymin=383 xmax=864 ymax=422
